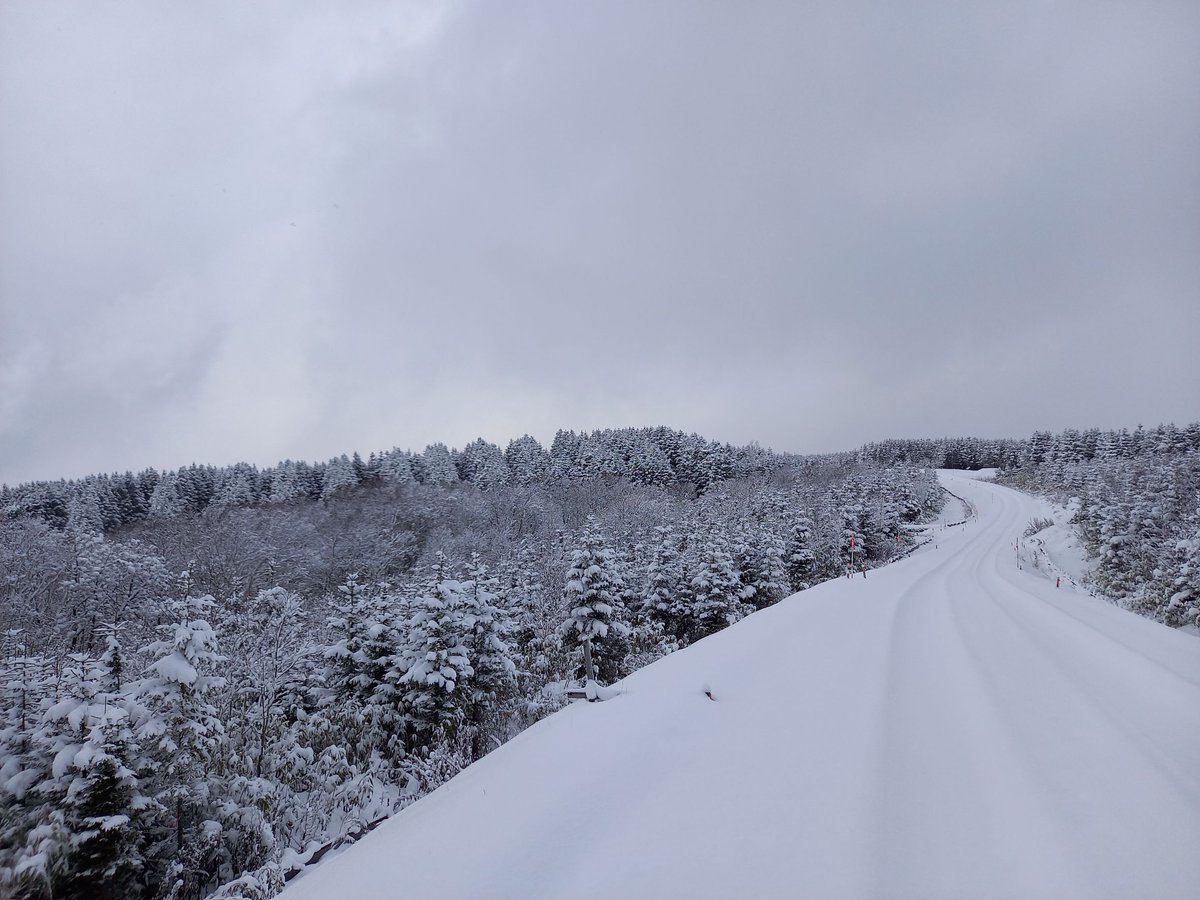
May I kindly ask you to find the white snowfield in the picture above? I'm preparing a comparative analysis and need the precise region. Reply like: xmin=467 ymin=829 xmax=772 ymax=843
xmin=282 ymin=471 xmax=1200 ymax=900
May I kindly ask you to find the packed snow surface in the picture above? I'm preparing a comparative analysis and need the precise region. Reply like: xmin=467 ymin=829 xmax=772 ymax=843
xmin=282 ymin=472 xmax=1200 ymax=899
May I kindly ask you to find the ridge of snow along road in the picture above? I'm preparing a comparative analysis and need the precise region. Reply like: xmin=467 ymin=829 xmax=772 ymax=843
xmin=280 ymin=470 xmax=1200 ymax=900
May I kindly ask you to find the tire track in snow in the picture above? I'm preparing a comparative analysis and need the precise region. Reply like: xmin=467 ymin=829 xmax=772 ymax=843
xmin=960 ymin=482 xmax=1200 ymax=802
xmin=938 ymin=475 xmax=1200 ymax=897
xmin=991 ymin=528 xmax=1200 ymax=690
xmin=970 ymin=569 xmax=1200 ymax=804
xmin=870 ymin=482 xmax=1088 ymax=899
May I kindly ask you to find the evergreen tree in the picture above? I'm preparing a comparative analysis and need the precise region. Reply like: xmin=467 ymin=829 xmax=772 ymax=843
xmin=460 ymin=439 xmax=510 ymax=492
xmin=0 ymin=642 xmax=65 ymax=894
xmin=458 ymin=557 xmax=517 ymax=759
xmin=379 ymin=449 xmax=415 ymax=483
xmin=267 ymin=461 xmax=305 ymax=503
xmin=731 ymin=524 xmax=787 ymax=611
xmin=325 ymin=574 xmax=404 ymax=764
xmin=1 ymin=648 xmax=148 ymax=898
xmin=498 ymin=545 xmax=569 ymax=722
xmin=351 ymin=452 xmax=368 ymax=482
xmin=630 ymin=444 xmax=674 ymax=487
xmin=786 ymin=516 xmax=818 ymax=591
xmin=97 ymin=623 xmax=125 ymax=697
xmin=687 ymin=530 xmax=746 ymax=641
xmin=148 ymin=475 xmax=185 ymax=519
xmin=642 ymin=526 xmax=691 ymax=640
xmin=558 ymin=519 xmax=631 ymax=683
xmin=548 ymin=430 xmax=581 ymax=481
xmin=175 ymin=465 xmax=217 ymax=514
xmin=420 ymin=444 xmax=459 ymax=484
xmin=59 ymin=705 xmax=147 ymax=900
xmin=66 ymin=484 xmax=105 ymax=538
xmin=504 ymin=436 xmax=550 ymax=484
xmin=1162 ymin=511 xmax=1200 ymax=628
xmin=132 ymin=595 xmax=227 ymax=881
xmin=391 ymin=572 xmax=473 ymax=751
xmin=212 ymin=464 xmax=258 ymax=507
xmin=321 ymin=455 xmax=359 ymax=499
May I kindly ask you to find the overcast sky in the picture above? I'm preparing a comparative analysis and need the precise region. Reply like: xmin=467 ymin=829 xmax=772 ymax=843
xmin=1 ymin=1 xmax=1197 ymax=485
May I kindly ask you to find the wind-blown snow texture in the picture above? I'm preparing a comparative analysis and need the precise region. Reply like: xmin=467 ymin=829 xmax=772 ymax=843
xmin=283 ymin=472 xmax=1200 ymax=900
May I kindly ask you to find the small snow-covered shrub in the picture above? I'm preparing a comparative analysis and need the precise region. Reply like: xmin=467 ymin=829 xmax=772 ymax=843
xmin=1023 ymin=517 xmax=1053 ymax=538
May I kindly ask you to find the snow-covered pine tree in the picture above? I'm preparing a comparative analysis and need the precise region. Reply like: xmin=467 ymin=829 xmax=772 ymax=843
xmin=1162 ymin=509 xmax=1200 ymax=628
xmin=131 ymin=594 xmax=227 ymax=886
xmin=212 ymin=464 xmax=258 ymax=507
xmin=504 ymin=436 xmax=550 ymax=485
xmin=66 ymin=484 xmax=105 ymax=538
xmin=0 ymin=641 xmax=64 ymax=895
xmin=109 ymin=472 xmax=148 ymax=526
xmin=321 ymin=455 xmax=359 ymax=499
xmin=558 ymin=519 xmax=631 ymax=683
xmin=548 ymin=430 xmax=581 ymax=481
xmin=350 ymin=452 xmax=368 ymax=483
xmin=458 ymin=556 xmax=517 ymax=759
xmin=214 ymin=585 xmax=328 ymax=876
xmin=0 ymin=633 xmax=49 ymax=794
xmin=459 ymin=439 xmax=511 ymax=491
xmin=324 ymin=574 xmax=405 ymax=764
xmin=1 ymin=647 xmax=148 ymax=898
xmin=629 ymin=443 xmax=674 ymax=487
xmin=57 ymin=688 xmax=148 ymax=899
xmin=642 ymin=525 xmax=692 ymax=640
xmin=267 ymin=461 xmax=305 ymax=503
xmin=686 ymin=528 xmax=746 ymax=641
xmin=148 ymin=475 xmax=185 ymax=519
xmin=391 ymin=567 xmax=473 ymax=752
xmin=325 ymin=573 xmax=371 ymax=703
xmin=379 ymin=448 xmax=414 ymax=483
xmin=731 ymin=523 xmax=787 ymax=611
xmin=785 ymin=516 xmax=818 ymax=591
xmin=420 ymin=444 xmax=459 ymax=484
xmin=98 ymin=623 xmax=125 ymax=694
xmin=497 ymin=545 xmax=572 ymax=723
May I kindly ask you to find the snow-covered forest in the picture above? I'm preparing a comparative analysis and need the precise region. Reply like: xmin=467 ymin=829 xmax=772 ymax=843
xmin=0 ymin=427 xmax=948 ymax=898
xmin=0 ymin=423 xmax=1194 ymax=898
xmin=998 ymin=423 xmax=1200 ymax=627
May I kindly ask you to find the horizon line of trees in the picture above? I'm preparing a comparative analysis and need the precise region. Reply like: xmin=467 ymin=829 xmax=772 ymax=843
xmin=1 ymin=428 xmax=780 ymax=536
xmin=0 ymin=426 xmax=1033 ymax=545
xmin=856 ymin=435 xmax=1025 ymax=470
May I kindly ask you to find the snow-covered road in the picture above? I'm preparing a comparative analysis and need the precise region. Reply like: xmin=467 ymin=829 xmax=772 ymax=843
xmin=282 ymin=472 xmax=1200 ymax=900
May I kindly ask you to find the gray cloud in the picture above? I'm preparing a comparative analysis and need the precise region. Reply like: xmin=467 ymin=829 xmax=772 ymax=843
xmin=2 ymin=0 xmax=1197 ymax=484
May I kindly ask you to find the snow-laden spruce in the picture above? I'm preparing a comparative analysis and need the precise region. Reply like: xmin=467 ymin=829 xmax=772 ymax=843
xmin=558 ymin=518 xmax=631 ymax=683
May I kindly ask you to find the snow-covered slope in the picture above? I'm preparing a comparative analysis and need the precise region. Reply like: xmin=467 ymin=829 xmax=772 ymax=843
xmin=281 ymin=472 xmax=1200 ymax=900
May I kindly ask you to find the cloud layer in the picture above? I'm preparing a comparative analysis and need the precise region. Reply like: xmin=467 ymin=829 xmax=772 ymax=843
xmin=2 ymin=0 xmax=1197 ymax=483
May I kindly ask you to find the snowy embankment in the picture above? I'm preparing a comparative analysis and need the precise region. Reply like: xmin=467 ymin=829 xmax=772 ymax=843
xmin=1016 ymin=495 xmax=1096 ymax=590
xmin=281 ymin=471 xmax=1200 ymax=900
